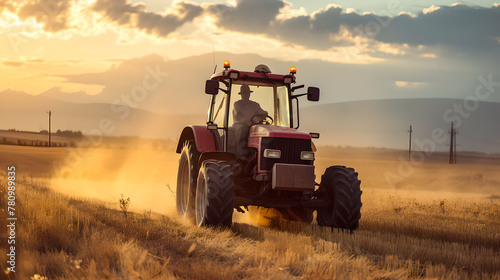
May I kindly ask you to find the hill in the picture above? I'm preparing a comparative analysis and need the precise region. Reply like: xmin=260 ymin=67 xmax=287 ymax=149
xmin=0 ymin=90 xmax=205 ymax=140
xmin=301 ymin=98 xmax=500 ymax=153
xmin=2 ymin=84 xmax=500 ymax=153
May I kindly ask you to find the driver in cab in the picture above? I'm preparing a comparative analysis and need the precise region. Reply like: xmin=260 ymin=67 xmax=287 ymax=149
xmin=232 ymin=84 xmax=268 ymax=158
xmin=233 ymin=84 xmax=268 ymax=125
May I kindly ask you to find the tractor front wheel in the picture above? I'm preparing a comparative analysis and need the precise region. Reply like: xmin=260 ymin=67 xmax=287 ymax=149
xmin=196 ymin=160 xmax=234 ymax=227
xmin=176 ymin=141 xmax=199 ymax=222
xmin=316 ymin=166 xmax=362 ymax=230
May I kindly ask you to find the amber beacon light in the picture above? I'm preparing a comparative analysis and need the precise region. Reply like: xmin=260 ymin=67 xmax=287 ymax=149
xmin=290 ymin=66 xmax=297 ymax=75
xmin=224 ymin=60 xmax=231 ymax=69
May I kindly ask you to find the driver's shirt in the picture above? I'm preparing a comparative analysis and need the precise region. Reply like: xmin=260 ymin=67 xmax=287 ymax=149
xmin=233 ymin=99 xmax=267 ymax=126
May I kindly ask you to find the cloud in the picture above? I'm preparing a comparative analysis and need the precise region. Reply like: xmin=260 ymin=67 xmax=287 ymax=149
xmin=17 ymin=0 xmax=72 ymax=32
xmin=93 ymin=0 xmax=203 ymax=37
xmin=2 ymin=61 xmax=24 ymax=67
xmin=207 ymin=2 xmax=388 ymax=49
xmin=423 ymin=5 xmax=441 ymax=15
xmin=206 ymin=1 xmax=500 ymax=54
xmin=1 ymin=0 xmax=203 ymax=38
xmin=1 ymin=0 xmax=498 ymax=59
xmin=207 ymin=0 xmax=287 ymax=33
xmin=0 ymin=1 xmax=14 ymax=13
xmin=27 ymin=58 xmax=45 ymax=63
xmin=375 ymin=5 xmax=500 ymax=52
xmin=62 ymin=53 xmax=166 ymax=85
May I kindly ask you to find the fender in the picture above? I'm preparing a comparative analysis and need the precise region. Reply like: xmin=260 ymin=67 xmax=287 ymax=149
xmin=176 ymin=126 xmax=217 ymax=153
xmin=198 ymin=152 xmax=237 ymax=168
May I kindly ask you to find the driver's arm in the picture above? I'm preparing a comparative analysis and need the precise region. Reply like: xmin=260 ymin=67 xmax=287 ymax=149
xmin=256 ymin=105 xmax=268 ymax=118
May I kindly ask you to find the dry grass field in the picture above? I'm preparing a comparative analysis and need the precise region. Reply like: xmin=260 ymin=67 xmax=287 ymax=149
xmin=0 ymin=141 xmax=499 ymax=279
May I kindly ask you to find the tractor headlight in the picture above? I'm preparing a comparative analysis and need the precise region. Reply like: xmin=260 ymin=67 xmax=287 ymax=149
xmin=300 ymin=151 xmax=315 ymax=161
xmin=264 ymin=149 xmax=281 ymax=159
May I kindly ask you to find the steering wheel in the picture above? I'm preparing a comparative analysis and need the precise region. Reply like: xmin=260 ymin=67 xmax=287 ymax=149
xmin=250 ymin=114 xmax=274 ymax=125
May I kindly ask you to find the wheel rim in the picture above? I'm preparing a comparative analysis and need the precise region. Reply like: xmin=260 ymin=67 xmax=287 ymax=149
xmin=196 ymin=173 xmax=208 ymax=227
xmin=178 ymin=159 xmax=189 ymax=215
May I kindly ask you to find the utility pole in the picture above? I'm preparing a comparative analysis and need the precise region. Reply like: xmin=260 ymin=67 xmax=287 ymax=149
xmin=454 ymin=125 xmax=457 ymax=163
xmin=48 ymin=110 xmax=51 ymax=147
xmin=408 ymin=125 xmax=413 ymax=162
xmin=449 ymin=122 xmax=457 ymax=164
xmin=454 ymin=132 xmax=457 ymax=164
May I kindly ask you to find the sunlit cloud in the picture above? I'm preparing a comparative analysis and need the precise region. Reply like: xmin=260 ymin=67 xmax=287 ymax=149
xmin=423 ymin=5 xmax=440 ymax=15
xmin=15 ymin=0 xmax=71 ymax=32
xmin=375 ymin=42 xmax=407 ymax=56
xmin=395 ymin=81 xmax=428 ymax=88
xmin=345 ymin=8 xmax=357 ymax=14
xmin=397 ymin=11 xmax=415 ymax=17
xmin=419 ymin=53 xmax=436 ymax=58
xmin=93 ymin=0 xmax=203 ymax=37
xmin=275 ymin=6 xmax=307 ymax=20
xmin=2 ymin=61 xmax=24 ymax=67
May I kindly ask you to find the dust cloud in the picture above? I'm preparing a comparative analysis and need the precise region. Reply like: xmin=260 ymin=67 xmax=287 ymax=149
xmin=50 ymin=141 xmax=179 ymax=215
xmin=45 ymin=140 xmax=499 ymax=221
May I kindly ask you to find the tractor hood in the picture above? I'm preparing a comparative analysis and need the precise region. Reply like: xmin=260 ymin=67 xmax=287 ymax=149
xmin=249 ymin=125 xmax=311 ymax=139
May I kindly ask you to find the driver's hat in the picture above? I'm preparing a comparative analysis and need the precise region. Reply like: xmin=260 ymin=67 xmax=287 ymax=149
xmin=238 ymin=84 xmax=253 ymax=94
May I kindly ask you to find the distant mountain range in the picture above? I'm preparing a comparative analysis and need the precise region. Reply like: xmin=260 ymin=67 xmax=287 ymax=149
xmin=301 ymin=98 xmax=500 ymax=153
xmin=1 ymin=88 xmax=499 ymax=153
xmin=0 ymin=90 xmax=204 ymax=140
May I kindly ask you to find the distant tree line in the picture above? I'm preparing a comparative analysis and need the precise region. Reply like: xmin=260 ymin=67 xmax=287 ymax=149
xmin=39 ymin=129 xmax=83 ymax=138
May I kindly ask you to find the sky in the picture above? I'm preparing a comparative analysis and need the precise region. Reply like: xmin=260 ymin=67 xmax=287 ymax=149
xmin=0 ymin=0 xmax=499 ymax=103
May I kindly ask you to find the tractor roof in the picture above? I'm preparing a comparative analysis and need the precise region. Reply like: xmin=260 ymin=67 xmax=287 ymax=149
xmin=210 ymin=69 xmax=296 ymax=85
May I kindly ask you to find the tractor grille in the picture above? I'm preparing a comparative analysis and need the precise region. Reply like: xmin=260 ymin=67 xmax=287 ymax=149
xmin=260 ymin=137 xmax=312 ymax=170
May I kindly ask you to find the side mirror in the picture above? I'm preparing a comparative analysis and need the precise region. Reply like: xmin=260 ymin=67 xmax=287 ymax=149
xmin=205 ymin=80 xmax=219 ymax=95
xmin=307 ymin=87 xmax=320 ymax=101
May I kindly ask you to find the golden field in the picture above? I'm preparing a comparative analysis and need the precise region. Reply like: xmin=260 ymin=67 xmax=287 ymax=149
xmin=0 ymin=140 xmax=499 ymax=279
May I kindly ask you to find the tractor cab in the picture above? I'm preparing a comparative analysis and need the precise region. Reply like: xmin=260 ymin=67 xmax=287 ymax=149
xmin=205 ymin=61 xmax=319 ymax=164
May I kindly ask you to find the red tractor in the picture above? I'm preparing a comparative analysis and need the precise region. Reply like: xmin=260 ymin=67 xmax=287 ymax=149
xmin=175 ymin=61 xmax=362 ymax=230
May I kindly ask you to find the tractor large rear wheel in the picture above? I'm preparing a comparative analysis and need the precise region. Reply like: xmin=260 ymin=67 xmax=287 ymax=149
xmin=176 ymin=141 xmax=199 ymax=222
xmin=196 ymin=160 xmax=234 ymax=227
xmin=317 ymin=166 xmax=362 ymax=230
